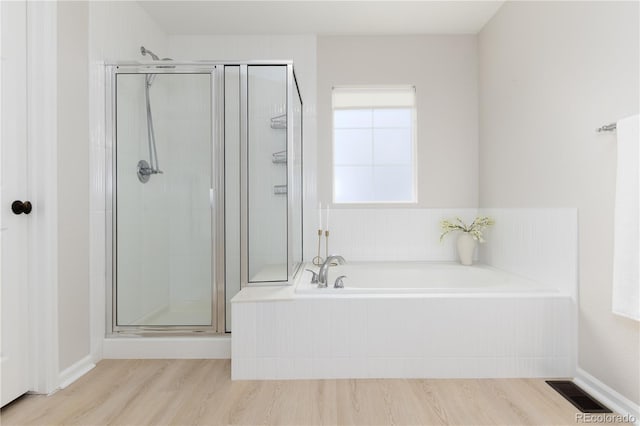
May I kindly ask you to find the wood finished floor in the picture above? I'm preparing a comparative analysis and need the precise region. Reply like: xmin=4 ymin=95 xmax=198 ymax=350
xmin=0 ymin=359 xmax=624 ymax=426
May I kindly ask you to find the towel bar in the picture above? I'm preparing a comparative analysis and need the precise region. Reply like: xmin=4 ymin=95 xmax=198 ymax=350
xmin=596 ymin=122 xmax=617 ymax=132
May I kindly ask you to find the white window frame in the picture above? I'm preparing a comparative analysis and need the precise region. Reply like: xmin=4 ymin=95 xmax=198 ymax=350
xmin=331 ymin=85 xmax=418 ymax=204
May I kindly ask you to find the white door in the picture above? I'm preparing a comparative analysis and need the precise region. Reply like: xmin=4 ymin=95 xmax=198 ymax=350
xmin=0 ymin=0 xmax=30 ymax=407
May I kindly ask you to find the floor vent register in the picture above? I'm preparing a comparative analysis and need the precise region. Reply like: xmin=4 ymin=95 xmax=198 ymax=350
xmin=546 ymin=380 xmax=612 ymax=413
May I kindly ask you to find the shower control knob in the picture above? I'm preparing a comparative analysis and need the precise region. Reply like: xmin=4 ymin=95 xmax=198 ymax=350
xmin=11 ymin=200 xmax=32 ymax=215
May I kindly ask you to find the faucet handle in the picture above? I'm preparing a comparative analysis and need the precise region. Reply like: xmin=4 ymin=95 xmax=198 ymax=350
xmin=334 ymin=275 xmax=347 ymax=289
xmin=305 ymin=269 xmax=319 ymax=284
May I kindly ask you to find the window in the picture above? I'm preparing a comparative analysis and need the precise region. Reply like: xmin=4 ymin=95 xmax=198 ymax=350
xmin=332 ymin=86 xmax=416 ymax=203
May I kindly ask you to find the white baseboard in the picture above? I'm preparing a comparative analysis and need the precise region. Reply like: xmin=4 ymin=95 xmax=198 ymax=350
xmin=575 ymin=367 xmax=640 ymax=426
xmin=58 ymin=354 xmax=96 ymax=389
xmin=102 ymin=336 xmax=231 ymax=359
xmin=90 ymin=339 xmax=103 ymax=365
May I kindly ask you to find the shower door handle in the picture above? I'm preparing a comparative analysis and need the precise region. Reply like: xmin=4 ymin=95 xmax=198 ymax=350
xmin=11 ymin=200 xmax=32 ymax=215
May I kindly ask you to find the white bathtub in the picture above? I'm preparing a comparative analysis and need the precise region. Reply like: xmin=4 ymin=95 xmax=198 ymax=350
xmin=297 ymin=262 xmax=556 ymax=294
xmin=232 ymin=261 xmax=576 ymax=380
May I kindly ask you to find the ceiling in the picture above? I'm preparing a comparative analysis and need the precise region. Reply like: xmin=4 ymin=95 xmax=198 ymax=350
xmin=138 ymin=1 xmax=505 ymax=36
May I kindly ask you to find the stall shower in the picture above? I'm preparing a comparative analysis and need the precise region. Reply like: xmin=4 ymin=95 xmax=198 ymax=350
xmin=106 ymin=54 xmax=303 ymax=334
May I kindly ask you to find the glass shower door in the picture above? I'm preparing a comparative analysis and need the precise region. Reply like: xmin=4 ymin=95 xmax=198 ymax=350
xmin=115 ymin=72 xmax=213 ymax=327
xmin=247 ymin=65 xmax=288 ymax=283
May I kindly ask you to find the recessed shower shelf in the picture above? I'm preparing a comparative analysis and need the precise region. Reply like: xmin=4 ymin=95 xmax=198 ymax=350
xmin=270 ymin=114 xmax=286 ymax=129
xmin=272 ymin=150 xmax=287 ymax=164
xmin=273 ymin=184 xmax=287 ymax=195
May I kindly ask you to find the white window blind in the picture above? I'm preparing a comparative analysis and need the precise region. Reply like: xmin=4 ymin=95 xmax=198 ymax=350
xmin=332 ymin=86 xmax=416 ymax=109
xmin=332 ymin=86 xmax=417 ymax=203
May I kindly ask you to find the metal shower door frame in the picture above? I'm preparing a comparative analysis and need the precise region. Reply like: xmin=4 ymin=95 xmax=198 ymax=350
xmin=105 ymin=63 xmax=225 ymax=335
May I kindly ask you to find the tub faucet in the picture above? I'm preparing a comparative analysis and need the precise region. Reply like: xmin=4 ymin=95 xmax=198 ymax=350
xmin=318 ymin=255 xmax=346 ymax=288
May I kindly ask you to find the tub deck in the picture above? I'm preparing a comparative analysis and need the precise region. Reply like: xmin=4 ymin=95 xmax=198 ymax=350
xmin=297 ymin=261 xmax=559 ymax=295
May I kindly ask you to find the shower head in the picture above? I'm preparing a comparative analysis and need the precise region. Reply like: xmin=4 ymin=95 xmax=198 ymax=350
xmin=140 ymin=46 xmax=172 ymax=61
xmin=140 ymin=46 xmax=160 ymax=61
xmin=141 ymin=46 xmax=173 ymax=87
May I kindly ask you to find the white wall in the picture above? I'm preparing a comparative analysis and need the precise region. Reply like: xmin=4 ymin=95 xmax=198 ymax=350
xmin=479 ymin=1 xmax=639 ymax=404
xmin=317 ymin=35 xmax=479 ymax=209
xmin=88 ymin=1 xmax=168 ymax=62
xmin=57 ymin=0 xmax=90 ymax=372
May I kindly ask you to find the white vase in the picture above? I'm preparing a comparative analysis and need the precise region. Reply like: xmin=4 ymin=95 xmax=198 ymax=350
xmin=456 ymin=232 xmax=476 ymax=266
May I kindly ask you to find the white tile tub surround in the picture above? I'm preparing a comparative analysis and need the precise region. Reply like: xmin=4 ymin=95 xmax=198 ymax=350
xmin=232 ymin=207 xmax=578 ymax=380
xmin=478 ymin=208 xmax=579 ymax=300
xmin=326 ymin=208 xmax=479 ymax=261
xmin=232 ymin=294 xmax=575 ymax=380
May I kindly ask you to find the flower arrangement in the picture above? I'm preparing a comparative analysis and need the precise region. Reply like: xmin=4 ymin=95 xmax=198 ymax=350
xmin=440 ymin=216 xmax=495 ymax=243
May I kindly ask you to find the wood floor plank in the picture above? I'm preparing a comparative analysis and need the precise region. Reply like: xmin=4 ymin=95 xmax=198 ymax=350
xmin=407 ymin=380 xmax=450 ymax=425
xmin=0 ymin=360 xmax=625 ymax=426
